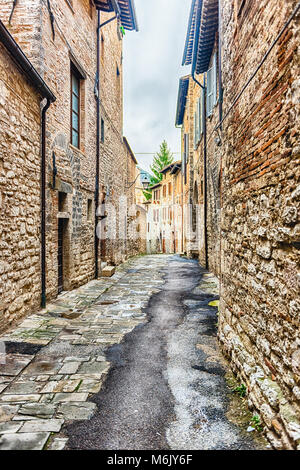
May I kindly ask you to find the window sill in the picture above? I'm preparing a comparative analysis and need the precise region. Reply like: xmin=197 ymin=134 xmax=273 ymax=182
xmin=69 ymin=143 xmax=86 ymax=158
xmin=64 ymin=0 xmax=74 ymax=13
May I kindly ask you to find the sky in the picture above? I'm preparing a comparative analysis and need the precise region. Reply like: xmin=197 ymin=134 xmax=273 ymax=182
xmin=123 ymin=0 xmax=191 ymax=173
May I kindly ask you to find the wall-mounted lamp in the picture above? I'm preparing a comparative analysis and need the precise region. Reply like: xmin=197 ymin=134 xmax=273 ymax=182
xmin=126 ymin=172 xmax=150 ymax=191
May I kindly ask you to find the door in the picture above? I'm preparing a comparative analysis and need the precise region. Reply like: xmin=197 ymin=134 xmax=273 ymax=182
xmin=58 ymin=219 xmax=64 ymax=294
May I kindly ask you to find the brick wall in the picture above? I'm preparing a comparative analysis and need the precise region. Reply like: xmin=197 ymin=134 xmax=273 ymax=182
xmin=218 ymin=0 xmax=300 ymax=449
xmin=0 ymin=0 xmax=145 ymax=330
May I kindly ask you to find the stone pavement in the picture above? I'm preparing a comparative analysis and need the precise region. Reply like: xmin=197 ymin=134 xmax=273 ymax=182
xmin=0 ymin=255 xmax=168 ymax=450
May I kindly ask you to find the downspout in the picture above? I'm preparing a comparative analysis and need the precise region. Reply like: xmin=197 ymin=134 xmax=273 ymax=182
xmin=41 ymin=98 xmax=51 ymax=308
xmin=95 ymin=9 xmax=100 ymax=279
xmin=218 ymin=0 xmax=223 ymax=128
xmin=202 ymin=75 xmax=208 ymax=270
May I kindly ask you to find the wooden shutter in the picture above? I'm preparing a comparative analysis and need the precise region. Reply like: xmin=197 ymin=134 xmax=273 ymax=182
xmin=194 ymin=112 xmax=197 ymax=149
xmin=200 ymin=90 xmax=204 ymax=134
xmin=213 ymin=52 xmax=217 ymax=106
xmin=197 ymin=98 xmax=201 ymax=140
xmin=206 ymin=67 xmax=212 ymax=116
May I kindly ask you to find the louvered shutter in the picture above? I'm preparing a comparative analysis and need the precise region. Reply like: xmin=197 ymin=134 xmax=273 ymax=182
xmin=206 ymin=67 xmax=212 ymax=116
xmin=194 ymin=112 xmax=197 ymax=149
xmin=197 ymin=98 xmax=201 ymax=140
xmin=213 ymin=52 xmax=217 ymax=106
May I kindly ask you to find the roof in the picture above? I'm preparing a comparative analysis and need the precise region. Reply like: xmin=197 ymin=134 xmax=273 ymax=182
xmin=170 ymin=161 xmax=182 ymax=175
xmin=182 ymin=0 xmax=199 ymax=66
xmin=123 ymin=137 xmax=138 ymax=164
xmin=175 ymin=76 xmax=190 ymax=126
xmin=182 ymin=0 xmax=218 ymax=74
xmin=0 ymin=20 xmax=55 ymax=102
xmin=149 ymin=182 xmax=161 ymax=190
xmin=160 ymin=161 xmax=181 ymax=175
xmin=94 ymin=0 xmax=138 ymax=31
xmin=194 ymin=0 xmax=218 ymax=73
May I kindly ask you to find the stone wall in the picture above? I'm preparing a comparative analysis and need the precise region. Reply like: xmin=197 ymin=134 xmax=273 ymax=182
xmin=218 ymin=0 xmax=300 ymax=449
xmin=0 ymin=0 xmax=145 ymax=331
xmin=0 ymin=42 xmax=42 ymax=331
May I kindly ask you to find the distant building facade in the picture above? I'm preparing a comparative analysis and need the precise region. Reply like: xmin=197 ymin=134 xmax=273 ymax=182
xmin=146 ymin=162 xmax=182 ymax=255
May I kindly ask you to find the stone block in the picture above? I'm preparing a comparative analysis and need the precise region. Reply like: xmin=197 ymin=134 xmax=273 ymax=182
xmin=101 ymin=266 xmax=116 ymax=277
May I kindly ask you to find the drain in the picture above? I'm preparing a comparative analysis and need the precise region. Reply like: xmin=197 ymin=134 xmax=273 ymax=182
xmin=99 ymin=301 xmax=119 ymax=305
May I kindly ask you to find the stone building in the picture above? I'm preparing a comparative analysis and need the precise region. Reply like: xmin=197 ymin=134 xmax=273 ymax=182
xmin=123 ymin=137 xmax=147 ymax=257
xmin=0 ymin=0 xmax=139 ymax=331
xmin=179 ymin=0 xmax=300 ymax=449
xmin=175 ymin=74 xmax=206 ymax=261
xmin=0 ymin=19 xmax=55 ymax=331
xmin=146 ymin=161 xmax=182 ymax=254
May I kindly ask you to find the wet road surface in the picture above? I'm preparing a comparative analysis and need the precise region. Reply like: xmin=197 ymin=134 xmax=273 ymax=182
xmin=64 ymin=255 xmax=264 ymax=450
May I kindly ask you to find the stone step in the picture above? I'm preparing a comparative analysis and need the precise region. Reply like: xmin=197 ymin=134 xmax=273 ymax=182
xmin=100 ymin=266 xmax=115 ymax=277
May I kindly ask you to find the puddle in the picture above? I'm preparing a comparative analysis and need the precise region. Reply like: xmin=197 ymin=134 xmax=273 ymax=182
xmin=4 ymin=341 xmax=44 ymax=355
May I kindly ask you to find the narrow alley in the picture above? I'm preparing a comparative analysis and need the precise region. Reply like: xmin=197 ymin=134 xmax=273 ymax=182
xmin=0 ymin=255 xmax=266 ymax=450
xmin=0 ymin=0 xmax=299 ymax=455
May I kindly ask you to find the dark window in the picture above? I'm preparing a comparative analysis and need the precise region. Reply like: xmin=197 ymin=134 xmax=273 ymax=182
xmin=116 ymin=65 xmax=121 ymax=101
xmin=237 ymin=0 xmax=246 ymax=16
xmin=71 ymin=68 xmax=80 ymax=148
xmin=101 ymin=34 xmax=105 ymax=63
xmin=101 ymin=118 xmax=105 ymax=143
xmin=58 ymin=192 xmax=67 ymax=212
xmin=87 ymin=199 xmax=92 ymax=221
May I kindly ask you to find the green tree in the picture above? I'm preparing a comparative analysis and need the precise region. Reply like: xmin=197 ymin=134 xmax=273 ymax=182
xmin=149 ymin=140 xmax=174 ymax=186
xmin=142 ymin=141 xmax=174 ymax=200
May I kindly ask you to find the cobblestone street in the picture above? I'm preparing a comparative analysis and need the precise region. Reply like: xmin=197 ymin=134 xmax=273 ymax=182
xmin=0 ymin=255 xmax=267 ymax=450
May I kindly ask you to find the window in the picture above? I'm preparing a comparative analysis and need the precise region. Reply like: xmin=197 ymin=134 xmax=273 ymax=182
xmin=101 ymin=34 xmax=105 ymax=63
xmin=194 ymin=95 xmax=203 ymax=149
xmin=183 ymin=133 xmax=189 ymax=185
xmin=101 ymin=118 xmax=105 ymax=143
xmin=154 ymin=189 xmax=160 ymax=201
xmin=237 ymin=0 xmax=246 ymax=17
xmin=58 ymin=192 xmax=67 ymax=212
xmin=71 ymin=68 xmax=80 ymax=148
xmin=168 ymin=182 xmax=172 ymax=196
xmin=206 ymin=52 xmax=217 ymax=117
xmin=116 ymin=64 xmax=121 ymax=100
xmin=163 ymin=185 xmax=166 ymax=197
xmin=87 ymin=199 xmax=93 ymax=221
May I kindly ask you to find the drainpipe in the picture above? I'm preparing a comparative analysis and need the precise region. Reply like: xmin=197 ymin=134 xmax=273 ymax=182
xmin=218 ymin=0 xmax=223 ymax=128
xmin=95 ymin=9 xmax=101 ymax=279
xmin=41 ymin=98 xmax=51 ymax=308
xmin=202 ymin=75 xmax=208 ymax=270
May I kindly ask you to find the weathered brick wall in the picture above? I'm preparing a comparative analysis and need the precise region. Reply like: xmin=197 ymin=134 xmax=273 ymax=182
xmin=0 ymin=1 xmax=144 ymax=329
xmin=218 ymin=0 xmax=300 ymax=449
xmin=0 ymin=42 xmax=42 ymax=331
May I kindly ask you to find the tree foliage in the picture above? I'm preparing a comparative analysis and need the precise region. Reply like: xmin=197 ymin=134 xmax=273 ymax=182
xmin=149 ymin=140 xmax=174 ymax=186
